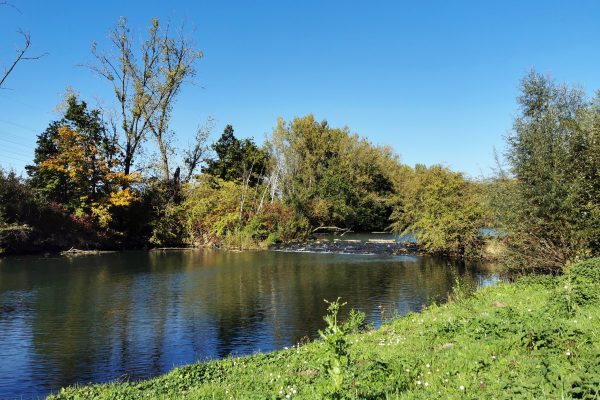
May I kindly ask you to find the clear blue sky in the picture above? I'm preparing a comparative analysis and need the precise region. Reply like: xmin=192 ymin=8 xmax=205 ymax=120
xmin=1 ymin=0 xmax=600 ymax=177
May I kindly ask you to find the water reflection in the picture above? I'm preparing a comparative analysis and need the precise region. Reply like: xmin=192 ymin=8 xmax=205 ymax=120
xmin=0 ymin=250 xmax=498 ymax=399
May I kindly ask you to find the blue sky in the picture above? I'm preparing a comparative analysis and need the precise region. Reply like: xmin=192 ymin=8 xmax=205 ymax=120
xmin=1 ymin=0 xmax=600 ymax=177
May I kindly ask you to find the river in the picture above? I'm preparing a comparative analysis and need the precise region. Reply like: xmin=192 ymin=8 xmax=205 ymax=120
xmin=0 ymin=247 xmax=499 ymax=398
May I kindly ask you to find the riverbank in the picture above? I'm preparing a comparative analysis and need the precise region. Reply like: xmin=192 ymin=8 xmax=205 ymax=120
xmin=48 ymin=258 xmax=600 ymax=399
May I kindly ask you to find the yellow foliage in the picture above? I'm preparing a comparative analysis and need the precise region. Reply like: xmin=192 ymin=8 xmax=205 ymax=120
xmin=109 ymin=188 xmax=135 ymax=207
xmin=39 ymin=125 xmax=138 ymax=226
xmin=91 ymin=204 xmax=112 ymax=228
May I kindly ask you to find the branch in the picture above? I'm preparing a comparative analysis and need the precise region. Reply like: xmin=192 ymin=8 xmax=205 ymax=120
xmin=1 ymin=30 xmax=47 ymax=89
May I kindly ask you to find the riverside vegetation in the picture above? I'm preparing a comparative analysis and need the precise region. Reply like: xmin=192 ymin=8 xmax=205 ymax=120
xmin=49 ymin=258 xmax=600 ymax=399
xmin=4 ymin=20 xmax=600 ymax=272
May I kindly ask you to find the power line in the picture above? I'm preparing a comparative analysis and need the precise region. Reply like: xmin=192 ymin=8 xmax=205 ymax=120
xmin=0 ymin=128 xmax=37 ymax=143
xmin=0 ymin=136 xmax=34 ymax=150
xmin=0 ymin=153 xmax=29 ymax=163
xmin=0 ymin=119 xmax=39 ymax=133
xmin=0 ymin=153 xmax=31 ymax=163
xmin=0 ymin=147 xmax=32 ymax=158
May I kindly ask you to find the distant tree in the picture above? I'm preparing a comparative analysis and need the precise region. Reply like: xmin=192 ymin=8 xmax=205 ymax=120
xmin=183 ymin=117 xmax=214 ymax=182
xmin=204 ymin=124 xmax=269 ymax=186
xmin=390 ymin=164 xmax=487 ymax=256
xmin=268 ymin=115 xmax=402 ymax=230
xmin=91 ymin=17 xmax=203 ymax=179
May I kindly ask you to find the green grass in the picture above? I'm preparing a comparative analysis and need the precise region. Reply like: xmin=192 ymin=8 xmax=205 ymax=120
xmin=49 ymin=259 xmax=600 ymax=399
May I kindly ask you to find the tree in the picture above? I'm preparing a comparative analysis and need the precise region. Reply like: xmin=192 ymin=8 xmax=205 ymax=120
xmin=499 ymin=70 xmax=600 ymax=271
xmin=183 ymin=117 xmax=213 ymax=182
xmin=204 ymin=124 xmax=269 ymax=186
xmin=27 ymin=95 xmax=136 ymax=226
xmin=390 ymin=165 xmax=487 ymax=256
xmin=268 ymin=115 xmax=402 ymax=230
xmin=91 ymin=17 xmax=203 ymax=179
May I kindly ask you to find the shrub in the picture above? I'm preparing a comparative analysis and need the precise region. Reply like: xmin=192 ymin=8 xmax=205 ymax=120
xmin=566 ymin=258 xmax=600 ymax=282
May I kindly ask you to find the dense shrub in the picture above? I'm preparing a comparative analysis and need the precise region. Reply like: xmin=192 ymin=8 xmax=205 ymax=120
xmin=185 ymin=175 xmax=306 ymax=248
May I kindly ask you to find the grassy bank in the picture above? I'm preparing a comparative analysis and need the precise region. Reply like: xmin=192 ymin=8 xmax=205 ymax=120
xmin=49 ymin=259 xmax=600 ymax=399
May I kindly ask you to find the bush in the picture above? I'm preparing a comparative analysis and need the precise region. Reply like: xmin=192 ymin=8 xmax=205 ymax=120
xmin=185 ymin=175 xmax=307 ymax=248
xmin=566 ymin=258 xmax=600 ymax=282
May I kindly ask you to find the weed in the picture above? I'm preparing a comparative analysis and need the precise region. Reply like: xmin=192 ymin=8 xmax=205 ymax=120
xmin=318 ymin=298 xmax=365 ymax=398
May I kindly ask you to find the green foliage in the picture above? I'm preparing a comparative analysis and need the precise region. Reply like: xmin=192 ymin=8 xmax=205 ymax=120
xmin=185 ymin=174 xmax=306 ymax=248
xmin=498 ymin=71 xmax=600 ymax=271
xmin=549 ymin=258 xmax=600 ymax=316
xmin=447 ymin=267 xmax=477 ymax=303
xmin=269 ymin=115 xmax=403 ymax=231
xmin=204 ymin=124 xmax=269 ymax=186
xmin=566 ymin=257 xmax=600 ymax=282
xmin=390 ymin=164 xmax=488 ymax=256
xmin=149 ymin=202 xmax=188 ymax=247
xmin=0 ymin=168 xmax=103 ymax=254
xmin=317 ymin=298 xmax=366 ymax=397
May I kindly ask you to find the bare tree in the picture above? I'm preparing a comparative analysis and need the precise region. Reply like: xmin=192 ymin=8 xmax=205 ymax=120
xmin=91 ymin=17 xmax=202 ymax=179
xmin=1 ymin=3 xmax=47 ymax=89
xmin=183 ymin=116 xmax=213 ymax=182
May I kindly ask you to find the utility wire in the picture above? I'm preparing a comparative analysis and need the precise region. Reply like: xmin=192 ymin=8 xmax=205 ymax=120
xmin=0 ymin=119 xmax=39 ymax=133
xmin=0 ymin=136 xmax=33 ymax=150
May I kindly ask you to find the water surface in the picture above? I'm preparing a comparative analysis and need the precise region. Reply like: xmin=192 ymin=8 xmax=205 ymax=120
xmin=0 ymin=249 xmax=498 ymax=398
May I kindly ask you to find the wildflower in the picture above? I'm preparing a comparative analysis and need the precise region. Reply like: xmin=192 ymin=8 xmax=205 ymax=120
xmin=566 ymin=350 xmax=571 ymax=357
xmin=459 ymin=385 xmax=465 ymax=391
xmin=416 ymin=380 xmax=422 ymax=385
xmin=426 ymin=363 xmax=430 ymax=368
xmin=424 ymin=382 xmax=429 ymax=387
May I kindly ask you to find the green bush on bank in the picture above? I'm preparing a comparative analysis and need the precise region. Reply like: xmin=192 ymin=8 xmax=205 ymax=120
xmin=49 ymin=258 xmax=600 ymax=399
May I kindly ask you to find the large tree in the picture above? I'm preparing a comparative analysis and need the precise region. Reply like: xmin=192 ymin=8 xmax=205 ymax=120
xmin=268 ymin=115 xmax=402 ymax=230
xmin=26 ymin=95 xmax=135 ymax=224
xmin=390 ymin=164 xmax=486 ymax=256
xmin=91 ymin=17 xmax=203 ymax=179
xmin=499 ymin=70 xmax=600 ymax=271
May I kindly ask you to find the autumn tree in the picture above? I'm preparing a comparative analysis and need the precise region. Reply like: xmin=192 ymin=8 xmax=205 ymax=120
xmin=27 ymin=95 xmax=136 ymax=226
xmin=91 ymin=17 xmax=203 ymax=179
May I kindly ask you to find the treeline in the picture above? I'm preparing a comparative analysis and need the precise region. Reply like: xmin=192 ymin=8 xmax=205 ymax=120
xmin=2 ymin=17 xmax=600 ymax=272
xmin=0 ymin=94 xmax=484 ymax=255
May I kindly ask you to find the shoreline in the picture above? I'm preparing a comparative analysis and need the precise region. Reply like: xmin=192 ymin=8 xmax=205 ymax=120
xmin=47 ymin=259 xmax=600 ymax=399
